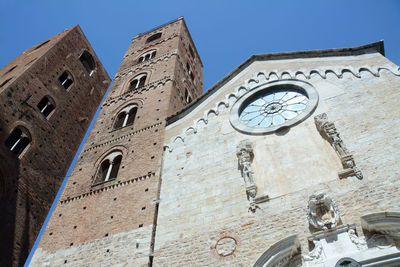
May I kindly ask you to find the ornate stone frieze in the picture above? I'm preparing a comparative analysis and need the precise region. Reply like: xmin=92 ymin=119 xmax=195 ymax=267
xmin=236 ymin=139 xmax=258 ymax=211
xmin=314 ymin=113 xmax=363 ymax=179
xmin=307 ymin=192 xmax=340 ymax=231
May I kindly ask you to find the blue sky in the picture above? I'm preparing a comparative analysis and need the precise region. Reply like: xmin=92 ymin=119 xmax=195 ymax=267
xmin=0 ymin=1 xmax=399 ymax=266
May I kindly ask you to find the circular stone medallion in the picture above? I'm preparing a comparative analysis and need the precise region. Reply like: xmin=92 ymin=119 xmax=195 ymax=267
xmin=215 ymin=237 xmax=237 ymax=256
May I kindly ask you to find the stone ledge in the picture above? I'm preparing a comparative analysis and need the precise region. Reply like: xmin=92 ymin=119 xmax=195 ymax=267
xmin=83 ymin=122 xmax=163 ymax=153
xmin=60 ymin=172 xmax=155 ymax=204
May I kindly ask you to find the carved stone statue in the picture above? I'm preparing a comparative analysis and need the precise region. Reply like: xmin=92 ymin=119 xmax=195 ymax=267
xmin=307 ymin=192 xmax=340 ymax=231
xmin=314 ymin=113 xmax=363 ymax=179
xmin=236 ymin=140 xmax=258 ymax=210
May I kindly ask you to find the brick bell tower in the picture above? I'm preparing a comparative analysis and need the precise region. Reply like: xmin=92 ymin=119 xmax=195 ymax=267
xmin=31 ymin=17 xmax=203 ymax=266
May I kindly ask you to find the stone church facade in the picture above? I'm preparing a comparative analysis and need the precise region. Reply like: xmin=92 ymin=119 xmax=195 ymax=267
xmin=30 ymin=18 xmax=400 ymax=266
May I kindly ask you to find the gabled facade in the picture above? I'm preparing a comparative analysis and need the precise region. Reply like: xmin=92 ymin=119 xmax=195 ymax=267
xmin=0 ymin=26 xmax=110 ymax=267
xmin=155 ymin=41 xmax=400 ymax=266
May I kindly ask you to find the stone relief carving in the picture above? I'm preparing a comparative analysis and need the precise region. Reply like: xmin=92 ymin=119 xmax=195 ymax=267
xmin=236 ymin=140 xmax=258 ymax=212
xmin=314 ymin=113 xmax=363 ymax=179
xmin=307 ymin=192 xmax=340 ymax=231
xmin=303 ymin=239 xmax=324 ymax=264
xmin=348 ymin=229 xmax=368 ymax=250
xmin=215 ymin=237 xmax=237 ymax=257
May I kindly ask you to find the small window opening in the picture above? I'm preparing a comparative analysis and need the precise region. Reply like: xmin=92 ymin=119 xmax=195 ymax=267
xmin=37 ymin=96 xmax=55 ymax=118
xmin=5 ymin=127 xmax=31 ymax=157
xmin=94 ymin=151 xmax=123 ymax=184
xmin=79 ymin=51 xmax=95 ymax=76
xmin=0 ymin=78 xmax=12 ymax=88
xmin=129 ymin=74 xmax=147 ymax=91
xmin=146 ymin=33 xmax=162 ymax=43
xmin=109 ymin=155 xmax=122 ymax=180
xmin=189 ymin=45 xmax=195 ymax=58
xmin=114 ymin=106 xmax=137 ymax=129
xmin=5 ymin=65 xmax=17 ymax=74
xmin=138 ymin=76 xmax=146 ymax=88
xmin=59 ymin=71 xmax=73 ymax=89
xmin=33 ymin=40 xmax=50 ymax=51
xmin=185 ymin=89 xmax=192 ymax=104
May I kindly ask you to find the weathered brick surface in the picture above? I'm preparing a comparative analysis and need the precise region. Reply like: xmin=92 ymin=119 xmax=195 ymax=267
xmin=0 ymin=26 xmax=110 ymax=267
xmin=31 ymin=18 xmax=203 ymax=266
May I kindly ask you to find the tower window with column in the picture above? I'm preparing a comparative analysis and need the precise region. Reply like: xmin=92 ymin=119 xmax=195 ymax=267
xmin=94 ymin=151 xmax=123 ymax=185
xmin=114 ymin=104 xmax=138 ymax=129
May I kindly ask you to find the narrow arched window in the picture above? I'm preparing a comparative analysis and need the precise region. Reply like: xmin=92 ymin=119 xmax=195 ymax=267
xmin=94 ymin=151 xmax=123 ymax=184
xmin=79 ymin=51 xmax=95 ymax=76
xmin=5 ymin=127 xmax=31 ymax=157
xmin=146 ymin=33 xmax=162 ymax=43
xmin=129 ymin=74 xmax=147 ymax=91
xmin=59 ymin=71 xmax=73 ymax=89
xmin=137 ymin=50 xmax=156 ymax=64
xmin=185 ymin=89 xmax=192 ymax=104
xmin=114 ymin=105 xmax=138 ymax=129
xmin=37 ymin=95 xmax=56 ymax=118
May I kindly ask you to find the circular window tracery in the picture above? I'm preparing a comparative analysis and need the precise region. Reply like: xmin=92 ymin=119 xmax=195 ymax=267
xmin=230 ymin=80 xmax=318 ymax=135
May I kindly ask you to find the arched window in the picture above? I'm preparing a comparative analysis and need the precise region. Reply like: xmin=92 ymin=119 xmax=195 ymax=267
xmin=59 ymin=71 xmax=74 ymax=89
xmin=185 ymin=89 xmax=192 ymax=104
xmin=129 ymin=74 xmax=147 ymax=91
xmin=114 ymin=105 xmax=138 ymax=129
xmin=94 ymin=151 xmax=123 ymax=184
xmin=79 ymin=50 xmax=95 ymax=76
xmin=137 ymin=50 xmax=156 ymax=63
xmin=146 ymin=33 xmax=162 ymax=43
xmin=5 ymin=127 xmax=31 ymax=157
xmin=37 ymin=95 xmax=56 ymax=118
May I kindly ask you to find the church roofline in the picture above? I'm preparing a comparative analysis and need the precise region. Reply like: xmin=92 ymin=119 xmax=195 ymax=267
xmin=166 ymin=40 xmax=385 ymax=125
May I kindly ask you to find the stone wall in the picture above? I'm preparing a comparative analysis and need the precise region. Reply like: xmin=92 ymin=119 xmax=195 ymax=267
xmin=154 ymin=52 xmax=400 ymax=266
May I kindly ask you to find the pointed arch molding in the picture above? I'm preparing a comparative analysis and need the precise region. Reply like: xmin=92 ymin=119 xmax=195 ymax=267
xmin=253 ymin=235 xmax=301 ymax=267
xmin=164 ymin=65 xmax=400 ymax=152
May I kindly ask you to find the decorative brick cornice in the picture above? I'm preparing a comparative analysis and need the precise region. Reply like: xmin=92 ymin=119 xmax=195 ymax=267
xmin=128 ymin=33 xmax=180 ymax=58
xmin=83 ymin=122 xmax=163 ymax=153
xmin=103 ymin=76 xmax=174 ymax=106
xmin=116 ymin=51 xmax=178 ymax=79
xmin=60 ymin=172 xmax=156 ymax=204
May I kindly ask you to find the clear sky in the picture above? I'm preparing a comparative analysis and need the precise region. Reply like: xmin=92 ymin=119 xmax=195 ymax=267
xmin=0 ymin=1 xmax=399 ymax=266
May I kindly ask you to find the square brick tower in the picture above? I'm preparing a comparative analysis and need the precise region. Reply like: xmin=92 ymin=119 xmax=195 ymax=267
xmin=0 ymin=26 xmax=110 ymax=266
xmin=31 ymin=17 xmax=203 ymax=266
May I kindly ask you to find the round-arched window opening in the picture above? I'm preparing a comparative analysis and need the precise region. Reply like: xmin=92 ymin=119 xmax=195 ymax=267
xmin=5 ymin=126 xmax=32 ymax=157
xmin=93 ymin=151 xmax=123 ymax=185
xmin=230 ymin=80 xmax=318 ymax=135
xmin=79 ymin=51 xmax=95 ymax=76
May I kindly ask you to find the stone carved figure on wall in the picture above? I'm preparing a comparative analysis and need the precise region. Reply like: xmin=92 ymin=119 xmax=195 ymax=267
xmin=302 ymin=239 xmax=324 ymax=264
xmin=348 ymin=229 xmax=368 ymax=250
xmin=307 ymin=192 xmax=340 ymax=231
xmin=314 ymin=113 xmax=363 ymax=179
xmin=236 ymin=140 xmax=258 ymax=211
